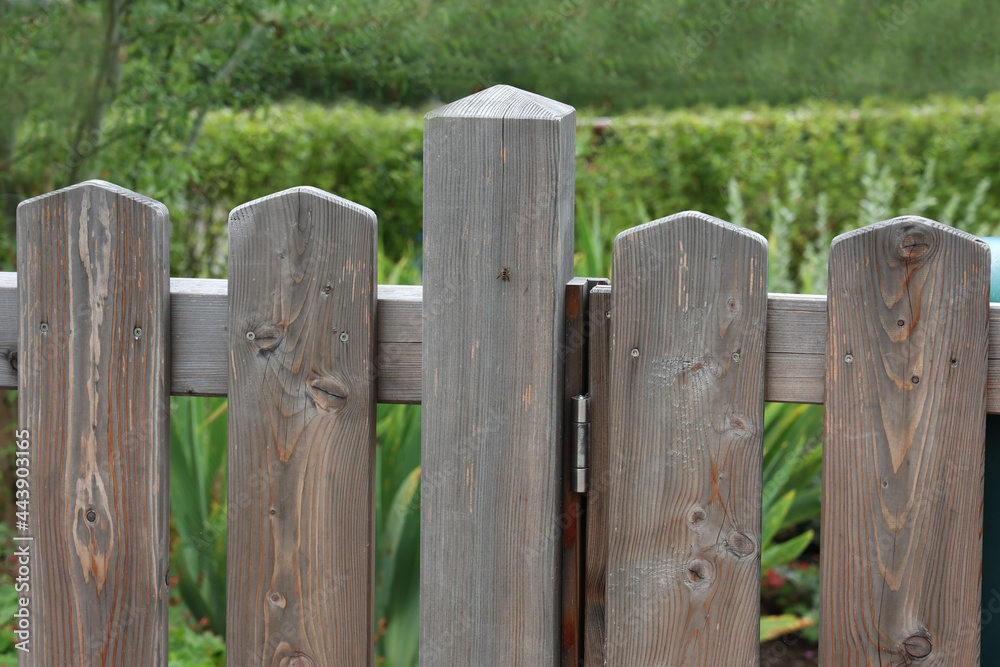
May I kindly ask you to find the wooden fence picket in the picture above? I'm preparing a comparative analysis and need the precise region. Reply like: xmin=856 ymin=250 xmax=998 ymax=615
xmin=226 ymin=187 xmax=377 ymax=666
xmin=820 ymin=216 xmax=988 ymax=665
xmin=605 ymin=212 xmax=768 ymax=666
xmin=421 ymin=85 xmax=576 ymax=665
xmin=17 ymin=181 xmax=171 ymax=665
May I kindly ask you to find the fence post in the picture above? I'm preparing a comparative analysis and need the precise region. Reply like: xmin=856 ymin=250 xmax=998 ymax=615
xmin=421 ymin=84 xmax=575 ymax=665
xmin=821 ymin=216 xmax=987 ymax=664
xmin=605 ymin=212 xmax=768 ymax=665
xmin=226 ymin=187 xmax=377 ymax=665
xmin=17 ymin=181 xmax=171 ymax=664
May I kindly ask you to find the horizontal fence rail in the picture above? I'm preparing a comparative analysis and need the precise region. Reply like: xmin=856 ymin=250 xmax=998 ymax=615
xmin=2 ymin=277 xmax=1000 ymax=409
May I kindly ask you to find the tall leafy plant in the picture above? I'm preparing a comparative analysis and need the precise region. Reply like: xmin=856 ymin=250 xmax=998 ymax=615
xmin=170 ymin=396 xmax=228 ymax=637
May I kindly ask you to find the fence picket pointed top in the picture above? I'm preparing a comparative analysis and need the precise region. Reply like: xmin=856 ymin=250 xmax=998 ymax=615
xmin=228 ymin=185 xmax=376 ymax=227
xmin=425 ymin=84 xmax=574 ymax=120
xmin=16 ymin=179 xmax=168 ymax=218
xmin=613 ymin=210 xmax=766 ymax=248
xmin=829 ymin=214 xmax=989 ymax=254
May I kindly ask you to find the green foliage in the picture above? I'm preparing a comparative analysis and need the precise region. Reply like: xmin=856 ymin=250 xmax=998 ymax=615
xmin=0 ymin=571 xmax=17 ymax=664
xmin=759 ymin=402 xmax=823 ymax=642
xmin=374 ymin=405 xmax=421 ymax=667
xmin=170 ymin=396 xmax=229 ymax=637
xmin=167 ymin=602 xmax=226 ymax=666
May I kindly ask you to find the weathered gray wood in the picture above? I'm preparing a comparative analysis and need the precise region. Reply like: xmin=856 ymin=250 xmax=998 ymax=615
xmin=17 ymin=180 xmax=170 ymax=664
xmin=820 ymin=216 xmax=987 ymax=665
xmin=421 ymin=84 xmax=575 ymax=665
xmin=3 ymin=279 xmax=1000 ymax=408
xmin=584 ymin=284 xmax=610 ymax=667
xmin=226 ymin=187 xmax=377 ymax=666
xmin=0 ymin=277 xmax=419 ymax=401
xmin=606 ymin=211 xmax=767 ymax=666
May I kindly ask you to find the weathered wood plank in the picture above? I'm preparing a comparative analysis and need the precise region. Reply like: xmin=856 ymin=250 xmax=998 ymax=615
xmin=606 ymin=211 xmax=767 ymax=666
xmin=584 ymin=284 xmax=611 ymax=667
xmin=17 ymin=180 xmax=170 ymax=664
xmin=421 ymin=84 xmax=575 ymax=666
xmin=2 ymin=280 xmax=1000 ymax=408
xmin=226 ymin=187 xmax=377 ymax=666
xmin=820 ymin=216 xmax=987 ymax=665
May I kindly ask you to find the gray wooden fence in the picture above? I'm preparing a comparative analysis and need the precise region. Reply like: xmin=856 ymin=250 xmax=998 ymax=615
xmin=6 ymin=84 xmax=991 ymax=665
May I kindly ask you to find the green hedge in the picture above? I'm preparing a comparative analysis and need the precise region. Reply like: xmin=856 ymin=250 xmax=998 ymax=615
xmin=22 ymin=96 xmax=1000 ymax=280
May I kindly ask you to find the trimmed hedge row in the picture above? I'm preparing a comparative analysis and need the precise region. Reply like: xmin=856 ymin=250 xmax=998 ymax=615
xmin=93 ymin=96 xmax=1000 ymax=278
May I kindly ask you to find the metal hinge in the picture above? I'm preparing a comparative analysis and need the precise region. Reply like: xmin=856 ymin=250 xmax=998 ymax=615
xmin=570 ymin=394 xmax=590 ymax=493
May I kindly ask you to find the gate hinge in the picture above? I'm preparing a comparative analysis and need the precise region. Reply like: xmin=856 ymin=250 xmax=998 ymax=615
xmin=570 ymin=394 xmax=590 ymax=494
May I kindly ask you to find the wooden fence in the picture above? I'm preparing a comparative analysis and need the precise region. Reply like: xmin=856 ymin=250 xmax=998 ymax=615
xmin=6 ymin=84 xmax=992 ymax=665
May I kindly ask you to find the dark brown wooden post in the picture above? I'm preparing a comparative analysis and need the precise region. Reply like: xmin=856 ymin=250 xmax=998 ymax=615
xmin=584 ymin=284 xmax=611 ymax=667
xmin=17 ymin=180 xmax=171 ymax=665
xmin=226 ymin=187 xmax=377 ymax=666
xmin=421 ymin=85 xmax=575 ymax=665
xmin=821 ymin=216 xmax=987 ymax=665
xmin=605 ymin=212 xmax=767 ymax=666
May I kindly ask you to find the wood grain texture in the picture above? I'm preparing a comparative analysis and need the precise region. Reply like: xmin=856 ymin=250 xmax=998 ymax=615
xmin=4 ymin=277 xmax=1000 ymax=409
xmin=226 ymin=187 xmax=376 ymax=666
xmin=17 ymin=180 xmax=170 ymax=665
xmin=421 ymin=84 xmax=575 ymax=666
xmin=820 ymin=216 xmax=987 ymax=666
xmin=584 ymin=285 xmax=610 ymax=667
xmin=606 ymin=212 xmax=767 ymax=666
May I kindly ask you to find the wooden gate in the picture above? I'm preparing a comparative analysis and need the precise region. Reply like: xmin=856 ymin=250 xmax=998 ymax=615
xmin=6 ymin=84 xmax=990 ymax=665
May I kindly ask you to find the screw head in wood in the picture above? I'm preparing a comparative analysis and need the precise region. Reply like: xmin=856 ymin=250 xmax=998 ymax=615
xmin=246 ymin=331 xmax=255 ymax=340
xmin=133 ymin=327 xmax=142 ymax=339
xmin=605 ymin=311 xmax=611 ymax=319
xmin=85 ymin=509 xmax=97 ymax=523
xmin=39 ymin=322 xmax=48 ymax=333
xmin=340 ymin=332 xmax=349 ymax=342
xmin=630 ymin=347 xmax=639 ymax=358
xmin=911 ymin=375 xmax=919 ymax=384
xmin=731 ymin=352 xmax=740 ymax=363
xmin=845 ymin=354 xmax=854 ymax=364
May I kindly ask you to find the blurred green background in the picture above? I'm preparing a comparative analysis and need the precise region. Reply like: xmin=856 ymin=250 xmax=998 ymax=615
xmin=1 ymin=0 xmax=998 ymax=664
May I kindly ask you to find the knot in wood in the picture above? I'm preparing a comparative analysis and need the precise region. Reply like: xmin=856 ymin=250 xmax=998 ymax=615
xmin=281 ymin=652 xmax=315 ymax=667
xmin=307 ymin=376 xmax=349 ymax=412
xmin=902 ymin=634 xmax=932 ymax=659
xmin=248 ymin=324 xmax=283 ymax=353
xmin=268 ymin=592 xmax=286 ymax=608
xmin=684 ymin=557 xmax=714 ymax=588
xmin=726 ymin=531 xmax=756 ymax=557
xmin=687 ymin=506 xmax=707 ymax=528
xmin=891 ymin=224 xmax=932 ymax=262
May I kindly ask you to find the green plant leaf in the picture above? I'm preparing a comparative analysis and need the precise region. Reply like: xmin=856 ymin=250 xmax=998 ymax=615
xmin=760 ymin=613 xmax=815 ymax=642
xmin=762 ymin=529 xmax=815 ymax=572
